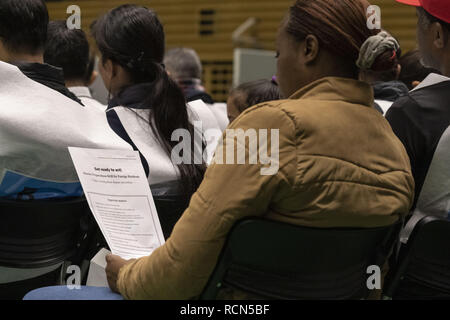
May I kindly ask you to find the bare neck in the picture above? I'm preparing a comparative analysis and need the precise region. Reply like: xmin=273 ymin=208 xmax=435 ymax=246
xmin=9 ymin=52 xmax=44 ymax=64
xmin=65 ymin=80 xmax=87 ymax=88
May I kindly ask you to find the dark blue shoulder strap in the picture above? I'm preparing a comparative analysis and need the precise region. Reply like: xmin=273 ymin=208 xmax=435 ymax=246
xmin=106 ymin=109 xmax=150 ymax=177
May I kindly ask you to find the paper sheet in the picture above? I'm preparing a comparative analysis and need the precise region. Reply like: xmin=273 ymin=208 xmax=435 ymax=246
xmin=86 ymin=248 xmax=111 ymax=287
xmin=68 ymin=147 xmax=165 ymax=260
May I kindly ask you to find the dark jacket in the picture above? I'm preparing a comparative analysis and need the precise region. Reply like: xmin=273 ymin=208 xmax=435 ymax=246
xmin=15 ymin=62 xmax=83 ymax=106
xmin=178 ymin=79 xmax=215 ymax=104
xmin=373 ymin=80 xmax=409 ymax=102
xmin=386 ymin=78 xmax=450 ymax=209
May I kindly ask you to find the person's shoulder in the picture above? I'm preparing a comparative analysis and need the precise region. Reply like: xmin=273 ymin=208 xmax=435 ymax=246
xmin=389 ymin=81 xmax=450 ymax=116
xmin=82 ymin=97 xmax=107 ymax=112
xmin=229 ymin=99 xmax=297 ymax=132
xmin=410 ymin=81 xmax=450 ymax=109
xmin=239 ymin=98 xmax=297 ymax=118
xmin=386 ymin=91 xmax=422 ymax=120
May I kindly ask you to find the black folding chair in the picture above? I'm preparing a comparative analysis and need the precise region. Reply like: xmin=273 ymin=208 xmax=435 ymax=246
xmin=151 ymin=180 xmax=191 ymax=239
xmin=383 ymin=216 xmax=450 ymax=300
xmin=0 ymin=198 xmax=91 ymax=299
xmin=201 ymin=218 xmax=401 ymax=300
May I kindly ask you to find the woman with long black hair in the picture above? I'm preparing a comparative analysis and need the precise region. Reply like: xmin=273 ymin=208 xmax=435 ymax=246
xmin=91 ymin=5 xmax=207 ymax=196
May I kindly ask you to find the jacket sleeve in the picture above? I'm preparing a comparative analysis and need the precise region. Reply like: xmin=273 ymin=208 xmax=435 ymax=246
xmin=116 ymin=103 xmax=297 ymax=299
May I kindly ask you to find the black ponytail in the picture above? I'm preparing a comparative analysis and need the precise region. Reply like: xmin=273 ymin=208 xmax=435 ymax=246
xmin=92 ymin=5 xmax=206 ymax=194
xmin=143 ymin=61 xmax=206 ymax=193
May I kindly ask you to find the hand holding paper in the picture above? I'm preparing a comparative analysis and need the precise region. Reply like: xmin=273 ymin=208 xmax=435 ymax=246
xmin=105 ymin=254 xmax=134 ymax=292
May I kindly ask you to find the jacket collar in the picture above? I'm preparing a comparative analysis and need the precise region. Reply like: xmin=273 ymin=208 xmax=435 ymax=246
xmin=107 ymin=83 xmax=152 ymax=110
xmin=14 ymin=61 xmax=84 ymax=106
xmin=13 ymin=62 xmax=65 ymax=87
xmin=177 ymin=78 xmax=215 ymax=104
xmin=289 ymin=77 xmax=374 ymax=107
xmin=372 ymin=80 xmax=409 ymax=102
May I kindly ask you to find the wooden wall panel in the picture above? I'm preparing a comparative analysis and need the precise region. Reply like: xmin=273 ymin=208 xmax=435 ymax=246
xmin=47 ymin=0 xmax=418 ymax=101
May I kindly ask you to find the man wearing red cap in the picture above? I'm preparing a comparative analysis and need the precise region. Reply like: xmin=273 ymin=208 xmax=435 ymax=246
xmin=386 ymin=0 xmax=450 ymax=212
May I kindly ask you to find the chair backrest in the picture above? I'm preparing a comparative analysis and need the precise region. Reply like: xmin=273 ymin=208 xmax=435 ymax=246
xmin=0 ymin=198 xmax=90 ymax=268
xmin=151 ymin=181 xmax=191 ymax=239
xmin=384 ymin=216 xmax=450 ymax=299
xmin=201 ymin=218 xmax=400 ymax=300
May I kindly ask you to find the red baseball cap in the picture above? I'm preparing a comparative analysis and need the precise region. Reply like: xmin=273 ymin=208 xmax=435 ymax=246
xmin=396 ymin=0 xmax=450 ymax=24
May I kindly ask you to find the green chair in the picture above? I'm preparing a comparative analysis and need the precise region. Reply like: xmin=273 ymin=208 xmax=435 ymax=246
xmin=201 ymin=218 xmax=401 ymax=300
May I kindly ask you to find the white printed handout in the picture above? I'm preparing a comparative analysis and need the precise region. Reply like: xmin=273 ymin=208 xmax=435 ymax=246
xmin=68 ymin=147 xmax=165 ymax=260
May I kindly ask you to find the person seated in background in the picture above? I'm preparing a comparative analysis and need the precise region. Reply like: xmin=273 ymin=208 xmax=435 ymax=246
xmin=386 ymin=0 xmax=450 ymax=212
xmin=398 ymin=49 xmax=441 ymax=90
xmin=164 ymin=47 xmax=229 ymax=132
xmin=45 ymin=20 xmax=106 ymax=112
xmin=92 ymin=5 xmax=206 ymax=195
xmin=103 ymin=0 xmax=414 ymax=300
xmin=0 ymin=59 xmax=131 ymax=285
xmin=359 ymin=31 xmax=409 ymax=115
xmin=164 ymin=47 xmax=214 ymax=104
xmin=227 ymin=78 xmax=282 ymax=123
xmin=0 ymin=2 xmax=131 ymax=287
xmin=0 ymin=0 xmax=82 ymax=105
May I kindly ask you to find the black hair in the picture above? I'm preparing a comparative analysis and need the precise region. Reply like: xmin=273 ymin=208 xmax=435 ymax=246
xmin=44 ymin=20 xmax=90 ymax=82
xmin=399 ymin=49 xmax=441 ymax=90
xmin=0 ymin=0 xmax=49 ymax=55
xmin=92 ymin=5 xmax=205 ymax=194
xmin=84 ymin=55 xmax=96 ymax=84
xmin=230 ymin=79 xmax=282 ymax=113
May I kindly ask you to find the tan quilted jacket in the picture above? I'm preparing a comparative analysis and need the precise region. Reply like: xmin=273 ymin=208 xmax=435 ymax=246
xmin=116 ymin=77 xmax=415 ymax=299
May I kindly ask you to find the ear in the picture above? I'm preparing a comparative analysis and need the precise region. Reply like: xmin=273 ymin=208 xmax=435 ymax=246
xmin=302 ymin=34 xmax=320 ymax=65
xmin=431 ymin=22 xmax=447 ymax=49
xmin=101 ymin=58 xmax=115 ymax=79
xmin=110 ymin=61 xmax=121 ymax=78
